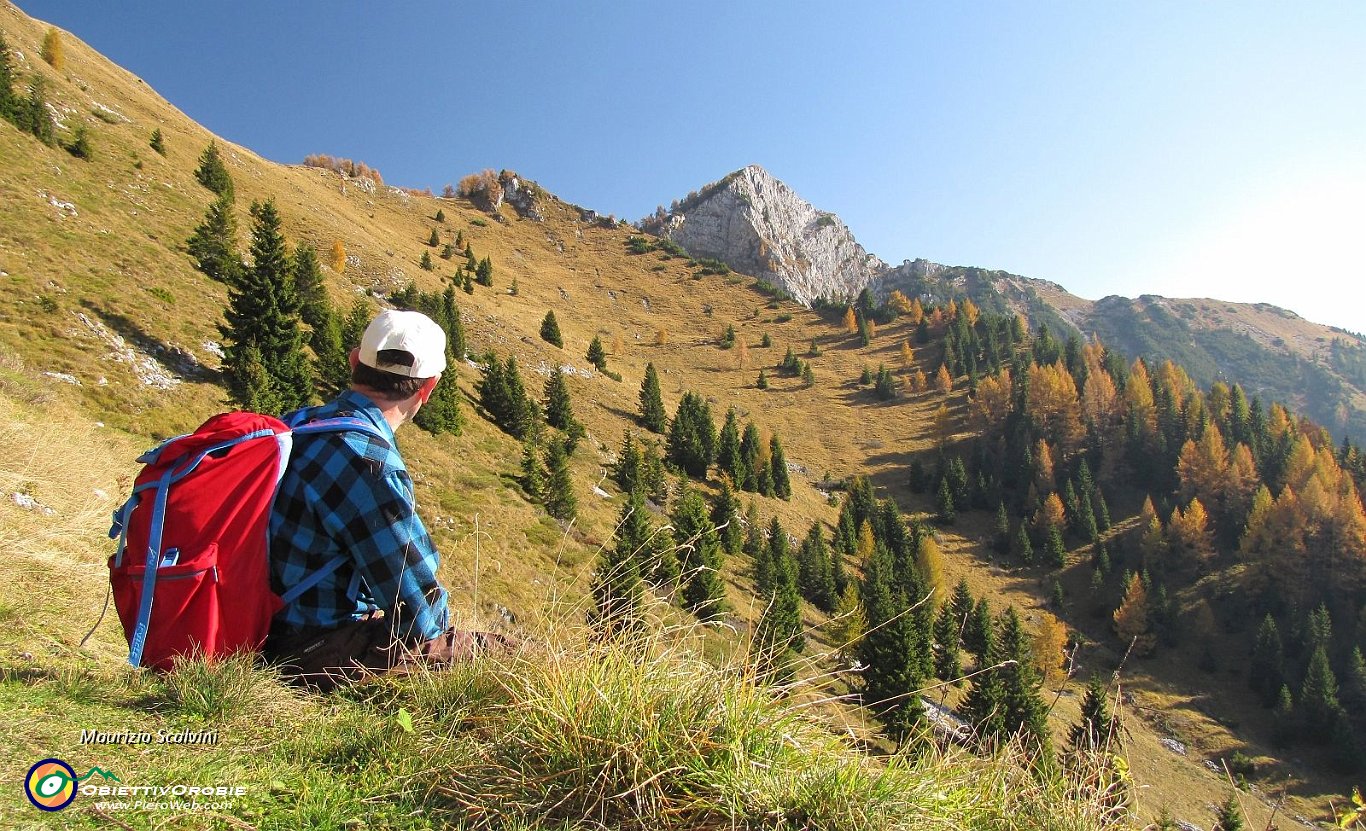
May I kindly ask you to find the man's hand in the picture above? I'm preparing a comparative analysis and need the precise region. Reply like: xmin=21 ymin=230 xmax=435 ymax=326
xmin=420 ymin=629 xmax=518 ymax=663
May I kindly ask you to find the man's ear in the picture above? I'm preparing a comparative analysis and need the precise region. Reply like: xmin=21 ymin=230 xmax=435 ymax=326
xmin=418 ymin=375 xmax=439 ymax=404
xmin=347 ymin=348 xmax=360 ymax=371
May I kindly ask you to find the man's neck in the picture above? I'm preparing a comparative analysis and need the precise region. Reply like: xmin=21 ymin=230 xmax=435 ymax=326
xmin=349 ymin=386 xmax=409 ymax=433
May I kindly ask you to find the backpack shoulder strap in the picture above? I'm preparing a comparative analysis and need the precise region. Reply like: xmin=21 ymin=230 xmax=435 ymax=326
xmin=291 ymin=415 xmax=388 ymax=445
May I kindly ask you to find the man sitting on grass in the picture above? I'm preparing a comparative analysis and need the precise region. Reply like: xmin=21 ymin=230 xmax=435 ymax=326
xmin=263 ymin=309 xmax=510 ymax=690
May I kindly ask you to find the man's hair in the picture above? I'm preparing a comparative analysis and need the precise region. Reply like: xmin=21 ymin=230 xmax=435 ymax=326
xmin=352 ymin=349 xmax=431 ymax=401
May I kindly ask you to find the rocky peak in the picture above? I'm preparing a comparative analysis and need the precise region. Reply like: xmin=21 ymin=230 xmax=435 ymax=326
xmin=656 ymin=166 xmax=886 ymax=305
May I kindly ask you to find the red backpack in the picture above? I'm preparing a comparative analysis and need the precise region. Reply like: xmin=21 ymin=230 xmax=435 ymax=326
xmin=107 ymin=410 xmax=383 ymax=670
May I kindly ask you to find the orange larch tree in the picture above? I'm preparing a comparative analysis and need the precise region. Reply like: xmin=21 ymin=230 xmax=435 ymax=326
xmin=1113 ymin=573 xmax=1154 ymax=655
xmin=330 ymin=240 xmax=347 ymax=274
xmin=968 ymin=370 xmax=1012 ymax=435
xmin=1035 ymin=492 xmax=1067 ymax=537
xmin=934 ymin=363 xmax=953 ymax=395
xmin=1032 ymin=611 xmax=1069 ymax=683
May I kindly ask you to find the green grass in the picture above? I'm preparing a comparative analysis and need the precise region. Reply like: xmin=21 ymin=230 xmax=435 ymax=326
xmin=0 ymin=613 xmax=1131 ymax=830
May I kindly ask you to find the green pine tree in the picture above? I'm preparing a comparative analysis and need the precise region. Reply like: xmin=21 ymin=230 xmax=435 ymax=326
xmin=20 ymin=76 xmax=55 ymax=145
xmin=586 ymin=335 xmax=608 ymax=371
xmin=340 ymin=298 xmax=370 ymax=351
xmin=66 ymin=124 xmax=92 ymax=160
xmin=614 ymin=431 xmax=645 ymax=496
xmin=1249 ymin=614 xmax=1285 ymax=708
xmin=1046 ymin=526 xmax=1067 ymax=568
xmin=194 ymin=140 xmax=234 ymax=199
xmin=964 ymin=596 xmax=993 ymax=661
xmin=716 ymin=408 xmax=745 ymax=485
xmin=1095 ymin=488 xmax=1112 ymax=531
xmin=752 ymin=553 xmax=803 ymax=685
xmin=0 ymin=34 xmax=18 ymax=126
xmin=1300 ymin=645 xmax=1343 ymax=743
xmin=149 ymin=127 xmax=166 ymax=155
xmin=542 ymin=437 xmax=577 ymax=522
xmin=220 ymin=200 xmax=312 ymax=411
xmin=187 ymin=194 xmax=241 ymax=285
xmin=936 ymin=476 xmax=956 ymax=524
xmin=1344 ymin=646 xmax=1366 ymax=715
xmin=520 ymin=439 xmax=546 ymax=501
xmin=308 ymin=305 xmax=350 ymax=395
xmin=420 ymin=250 xmax=434 ymax=271
xmin=543 ymin=367 xmax=576 ymax=431
xmin=738 ymin=422 xmax=762 ymax=491
xmin=225 ymin=345 xmax=280 ymax=415
xmin=963 ymin=630 xmax=1007 ymax=742
xmin=673 ymin=487 xmax=726 ymax=619
xmin=648 ymin=525 xmax=680 ymax=590
xmin=1212 ymin=795 xmax=1245 ymax=831
xmin=428 ymin=228 xmax=440 ymax=247
xmin=539 ymin=310 xmax=564 ymax=347
xmin=769 ymin=434 xmax=792 ymax=499
xmin=1153 ymin=807 xmax=1179 ymax=831
xmin=796 ymin=522 xmax=836 ymax=611
xmin=829 ymin=532 xmax=849 ymax=598
xmin=475 ymin=256 xmax=493 ymax=286
xmin=1271 ymin=684 xmax=1296 ymax=747
xmin=292 ymin=245 xmax=328 ymax=328
xmin=711 ymin=477 xmax=743 ymax=556
xmin=592 ymin=492 xmax=647 ymax=637
xmin=933 ymin=602 xmax=963 ymax=681
xmin=413 ymin=361 xmax=463 ymax=436
xmin=998 ymin=606 xmax=1050 ymax=751
xmin=479 ymin=353 xmax=537 ymax=439
xmin=950 ymin=579 xmax=974 ymax=637
xmin=993 ymin=501 xmax=1011 ymax=554
xmin=665 ymin=391 xmax=715 ymax=479
xmin=858 ymin=540 xmax=926 ymax=738
xmin=1069 ymin=674 xmax=1115 ymax=753
xmin=756 ymin=368 xmax=768 ymax=389
xmin=638 ymin=362 xmax=667 ymax=433
xmin=437 ymin=285 xmax=466 ymax=361
xmin=643 ymin=441 xmax=670 ymax=506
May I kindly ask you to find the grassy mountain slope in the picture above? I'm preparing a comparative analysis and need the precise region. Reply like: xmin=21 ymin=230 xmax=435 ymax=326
xmin=1 ymin=4 xmax=1359 ymax=829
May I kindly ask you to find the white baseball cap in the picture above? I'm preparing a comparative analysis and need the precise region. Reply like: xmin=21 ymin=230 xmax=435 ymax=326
xmin=358 ymin=310 xmax=447 ymax=378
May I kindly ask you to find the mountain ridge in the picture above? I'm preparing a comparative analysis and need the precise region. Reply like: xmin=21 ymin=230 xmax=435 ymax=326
xmin=648 ymin=165 xmax=1366 ymax=440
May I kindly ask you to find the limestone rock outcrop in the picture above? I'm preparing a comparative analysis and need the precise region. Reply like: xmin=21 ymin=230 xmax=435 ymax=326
xmin=657 ymin=165 xmax=886 ymax=305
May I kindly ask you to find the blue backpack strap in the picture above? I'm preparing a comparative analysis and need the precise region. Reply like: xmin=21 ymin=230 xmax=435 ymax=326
xmin=127 ymin=468 xmax=175 ymax=667
xmin=279 ymin=554 xmax=348 ymax=604
xmin=109 ymin=496 xmax=138 ymax=569
xmin=290 ymin=416 xmax=388 ymax=445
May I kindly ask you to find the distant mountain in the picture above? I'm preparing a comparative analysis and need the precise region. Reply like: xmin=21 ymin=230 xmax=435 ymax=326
xmin=644 ymin=165 xmax=885 ymax=305
xmin=650 ymin=167 xmax=1366 ymax=441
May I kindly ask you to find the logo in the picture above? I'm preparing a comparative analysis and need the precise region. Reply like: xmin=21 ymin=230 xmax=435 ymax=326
xmin=24 ymin=758 xmax=77 ymax=811
xmin=24 ymin=760 xmax=121 ymax=811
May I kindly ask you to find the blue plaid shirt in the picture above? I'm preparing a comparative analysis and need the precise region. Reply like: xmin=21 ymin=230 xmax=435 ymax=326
xmin=269 ymin=390 xmax=449 ymax=641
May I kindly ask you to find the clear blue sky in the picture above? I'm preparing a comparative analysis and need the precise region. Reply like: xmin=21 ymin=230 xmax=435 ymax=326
xmin=19 ymin=1 xmax=1366 ymax=333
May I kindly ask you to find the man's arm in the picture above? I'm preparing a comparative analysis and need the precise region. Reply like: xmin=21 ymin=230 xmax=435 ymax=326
xmin=322 ymin=461 xmax=450 ymax=641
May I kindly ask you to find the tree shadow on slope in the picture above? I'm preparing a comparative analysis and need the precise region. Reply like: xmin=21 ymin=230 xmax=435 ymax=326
xmin=79 ymin=300 xmax=215 ymax=382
